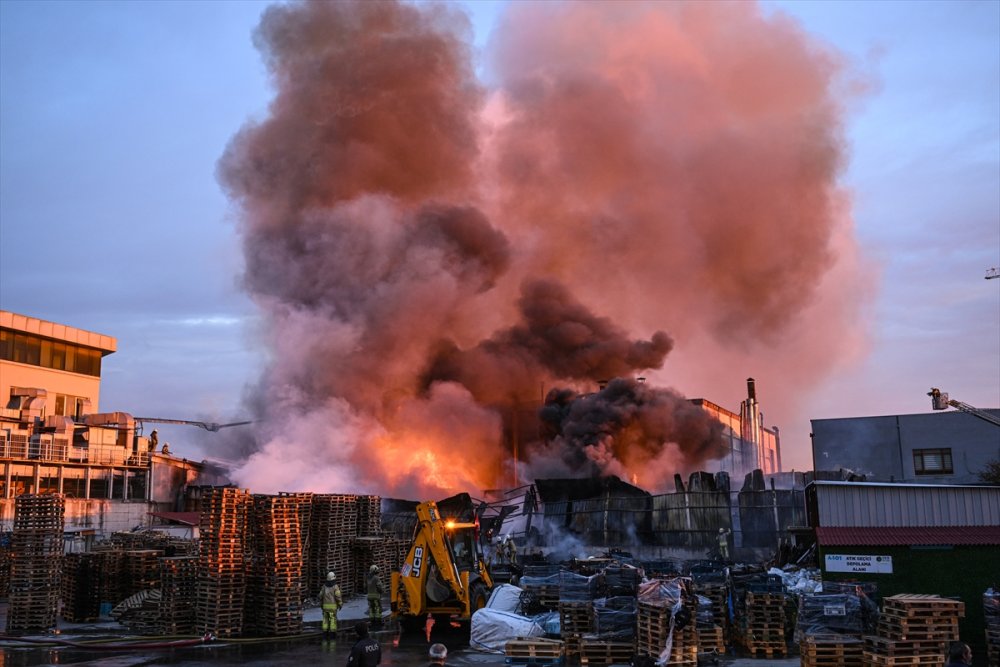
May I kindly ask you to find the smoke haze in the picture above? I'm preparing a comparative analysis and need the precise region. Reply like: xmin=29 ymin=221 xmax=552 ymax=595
xmin=217 ymin=0 xmax=871 ymax=497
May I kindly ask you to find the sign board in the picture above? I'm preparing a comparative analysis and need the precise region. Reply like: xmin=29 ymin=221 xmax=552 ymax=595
xmin=824 ymin=554 xmax=893 ymax=574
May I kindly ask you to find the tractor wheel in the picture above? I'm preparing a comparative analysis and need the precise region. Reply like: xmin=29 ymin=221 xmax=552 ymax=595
xmin=469 ymin=580 xmax=490 ymax=615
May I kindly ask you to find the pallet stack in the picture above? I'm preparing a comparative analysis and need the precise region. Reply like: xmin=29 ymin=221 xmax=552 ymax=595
xmin=196 ymin=486 xmax=251 ymax=638
xmin=558 ymin=571 xmax=600 ymax=658
xmin=159 ymin=556 xmax=198 ymax=635
xmin=743 ymin=591 xmax=789 ymax=658
xmin=6 ymin=493 xmax=65 ymax=634
xmin=308 ymin=494 xmax=358 ymax=597
xmin=286 ymin=492 xmax=313 ymax=600
xmin=245 ymin=494 xmax=303 ymax=636
xmin=800 ymin=634 xmax=864 ymax=667
xmin=520 ymin=566 xmax=561 ymax=613
xmin=636 ymin=578 xmax=699 ymax=666
xmin=356 ymin=495 xmax=381 ymax=536
xmin=61 ymin=552 xmax=104 ymax=622
xmin=862 ymin=595 xmax=964 ymax=667
xmin=579 ymin=637 xmax=636 ymax=666
xmin=0 ymin=539 xmax=11 ymax=597
xmin=124 ymin=549 xmax=163 ymax=597
xmin=984 ymin=589 xmax=999 ymax=667
xmin=504 ymin=637 xmax=565 ymax=665
xmin=350 ymin=535 xmax=408 ymax=596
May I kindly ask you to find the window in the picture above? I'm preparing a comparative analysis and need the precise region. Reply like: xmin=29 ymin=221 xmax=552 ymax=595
xmin=0 ymin=328 xmax=103 ymax=376
xmin=913 ymin=448 xmax=953 ymax=475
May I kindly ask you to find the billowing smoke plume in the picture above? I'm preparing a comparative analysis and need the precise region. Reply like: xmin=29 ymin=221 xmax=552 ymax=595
xmin=217 ymin=0 xmax=870 ymax=497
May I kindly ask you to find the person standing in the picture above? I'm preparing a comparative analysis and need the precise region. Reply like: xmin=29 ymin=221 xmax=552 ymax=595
xmin=367 ymin=564 xmax=384 ymax=625
xmin=717 ymin=528 xmax=731 ymax=561
xmin=428 ymin=643 xmax=448 ymax=666
xmin=346 ymin=622 xmax=381 ymax=667
xmin=319 ymin=571 xmax=343 ymax=639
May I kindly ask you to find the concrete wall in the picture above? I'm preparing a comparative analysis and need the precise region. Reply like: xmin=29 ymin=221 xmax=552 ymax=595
xmin=811 ymin=411 xmax=1000 ymax=484
xmin=1 ymin=497 xmax=154 ymax=537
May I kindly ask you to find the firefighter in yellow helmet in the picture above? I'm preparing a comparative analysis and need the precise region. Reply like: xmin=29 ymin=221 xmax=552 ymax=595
xmin=319 ymin=571 xmax=342 ymax=639
xmin=366 ymin=564 xmax=384 ymax=625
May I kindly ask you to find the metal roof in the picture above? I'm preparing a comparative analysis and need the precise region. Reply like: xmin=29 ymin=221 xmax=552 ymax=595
xmin=816 ymin=526 xmax=1000 ymax=546
xmin=808 ymin=482 xmax=1000 ymax=528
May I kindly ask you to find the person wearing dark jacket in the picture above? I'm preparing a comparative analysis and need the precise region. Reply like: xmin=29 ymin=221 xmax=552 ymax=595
xmin=346 ymin=622 xmax=381 ymax=667
xmin=945 ymin=641 xmax=972 ymax=666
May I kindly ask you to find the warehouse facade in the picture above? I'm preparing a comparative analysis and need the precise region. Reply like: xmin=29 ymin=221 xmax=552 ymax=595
xmin=807 ymin=481 xmax=1000 ymax=664
xmin=811 ymin=411 xmax=1000 ymax=485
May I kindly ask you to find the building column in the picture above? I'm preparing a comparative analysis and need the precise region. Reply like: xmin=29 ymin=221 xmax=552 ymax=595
xmin=84 ymin=467 xmax=91 ymax=500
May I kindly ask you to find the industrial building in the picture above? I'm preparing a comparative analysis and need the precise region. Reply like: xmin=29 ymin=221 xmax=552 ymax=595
xmin=807 ymin=480 xmax=1000 ymax=663
xmin=0 ymin=310 xmax=220 ymax=541
xmin=811 ymin=409 xmax=1000 ymax=484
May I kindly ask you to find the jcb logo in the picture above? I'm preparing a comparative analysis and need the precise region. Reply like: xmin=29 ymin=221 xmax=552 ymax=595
xmin=411 ymin=546 xmax=423 ymax=578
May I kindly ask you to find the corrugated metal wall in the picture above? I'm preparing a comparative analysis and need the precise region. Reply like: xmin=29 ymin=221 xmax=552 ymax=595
xmin=812 ymin=483 xmax=1000 ymax=527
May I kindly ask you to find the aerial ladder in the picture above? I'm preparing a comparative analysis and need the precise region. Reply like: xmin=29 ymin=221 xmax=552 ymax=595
xmin=928 ymin=388 xmax=1000 ymax=428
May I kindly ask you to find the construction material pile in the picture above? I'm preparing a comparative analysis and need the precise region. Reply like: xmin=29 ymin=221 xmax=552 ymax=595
xmin=862 ymin=594 xmax=964 ymax=667
xmin=6 ymin=493 xmax=65 ymax=634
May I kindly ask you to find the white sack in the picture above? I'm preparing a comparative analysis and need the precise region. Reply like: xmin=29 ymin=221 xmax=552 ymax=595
xmin=469 ymin=608 xmax=545 ymax=653
xmin=486 ymin=583 xmax=523 ymax=613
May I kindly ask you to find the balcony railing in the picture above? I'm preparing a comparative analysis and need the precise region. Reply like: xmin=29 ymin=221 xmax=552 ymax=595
xmin=0 ymin=437 xmax=150 ymax=467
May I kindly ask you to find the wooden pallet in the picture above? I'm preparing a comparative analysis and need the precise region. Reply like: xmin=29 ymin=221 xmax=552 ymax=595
xmin=861 ymin=650 xmax=944 ymax=666
xmin=800 ymin=634 xmax=863 ymax=667
xmin=505 ymin=637 xmax=565 ymax=660
xmin=578 ymin=638 xmax=635 ymax=666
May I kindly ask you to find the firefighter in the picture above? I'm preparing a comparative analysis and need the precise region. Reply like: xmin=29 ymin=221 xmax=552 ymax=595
xmin=147 ymin=430 xmax=158 ymax=453
xmin=717 ymin=528 xmax=731 ymax=561
xmin=367 ymin=564 xmax=384 ymax=625
xmin=319 ymin=571 xmax=343 ymax=639
xmin=504 ymin=535 xmax=518 ymax=566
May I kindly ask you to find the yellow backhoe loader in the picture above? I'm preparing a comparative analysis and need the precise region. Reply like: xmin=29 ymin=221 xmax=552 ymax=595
xmin=391 ymin=500 xmax=493 ymax=630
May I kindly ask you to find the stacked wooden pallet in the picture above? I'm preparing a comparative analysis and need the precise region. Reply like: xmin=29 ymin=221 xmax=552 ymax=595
xmin=505 ymin=637 xmax=565 ymax=665
xmin=309 ymin=494 xmax=358 ymax=597
xmin=800 ymin=634 xmax=864 ymax=667
xmin=697 ymin=625 xmax=726 ymax=654
xmin=61 ymin=552 xmax=104 ymax=622
xmin=743 ymin=591 xmax=789 ymax=658
xmin=636 ymin=578 xmax=699 ymax=666
xmin=282 ymin=491 xmax=313 ymax=600
xmin=124 ymin=549 xmax=163 ymax=597
xmin=159 ymin=556 xmax=198 ymax=635
xmin=0 ymin=541 xmax=11 ymax=598
xmin=196 ymin=486 xmax=251 ymax=638
xmin=356 ymin=495 xmax=382 ymax=536
xmin=579 ymin=637 xmax=635 ymax=666
xmin=985 ymin=589 xmax=999 ymax=667
xmin=245 ymin=494 xmax=303 ymax=636
xmin=862 ymin=595 xmax=965 ymax=667
xmin=559 ymin=600 xmax=594 ymax=658
xmin=350 ymin=535 xmax=408 ymax=597
xmin=6 ymin=493 xmax=65 ymax=634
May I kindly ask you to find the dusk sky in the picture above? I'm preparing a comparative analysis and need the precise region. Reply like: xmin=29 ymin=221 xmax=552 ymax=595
xmin=1 ymin=0 xmax=997 ymax=483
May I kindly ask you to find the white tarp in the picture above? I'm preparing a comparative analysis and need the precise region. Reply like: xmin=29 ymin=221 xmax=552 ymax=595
xmin=469 ymin=608 xmax=545 ymax=653
xmin=486 ymin=583 xmax=523 ymax=612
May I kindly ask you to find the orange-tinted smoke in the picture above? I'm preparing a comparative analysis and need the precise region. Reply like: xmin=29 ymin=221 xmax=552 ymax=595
xmin=217 ymin=0 xmax=871 ymax=496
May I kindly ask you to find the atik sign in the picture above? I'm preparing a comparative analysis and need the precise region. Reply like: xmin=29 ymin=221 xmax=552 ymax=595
xmin=825 ymin=554 xmax=893 ymax=574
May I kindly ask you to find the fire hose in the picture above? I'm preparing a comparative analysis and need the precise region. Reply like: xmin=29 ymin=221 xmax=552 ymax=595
xmin=0 ymin=630 xmax=325 ymax=650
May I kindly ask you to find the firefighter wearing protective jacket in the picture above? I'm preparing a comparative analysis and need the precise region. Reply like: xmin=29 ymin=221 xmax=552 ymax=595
xmin=319 ymin=571 xmax=343 ymax=639
xmin=366 ymin=564 xmax=384 ymax=624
